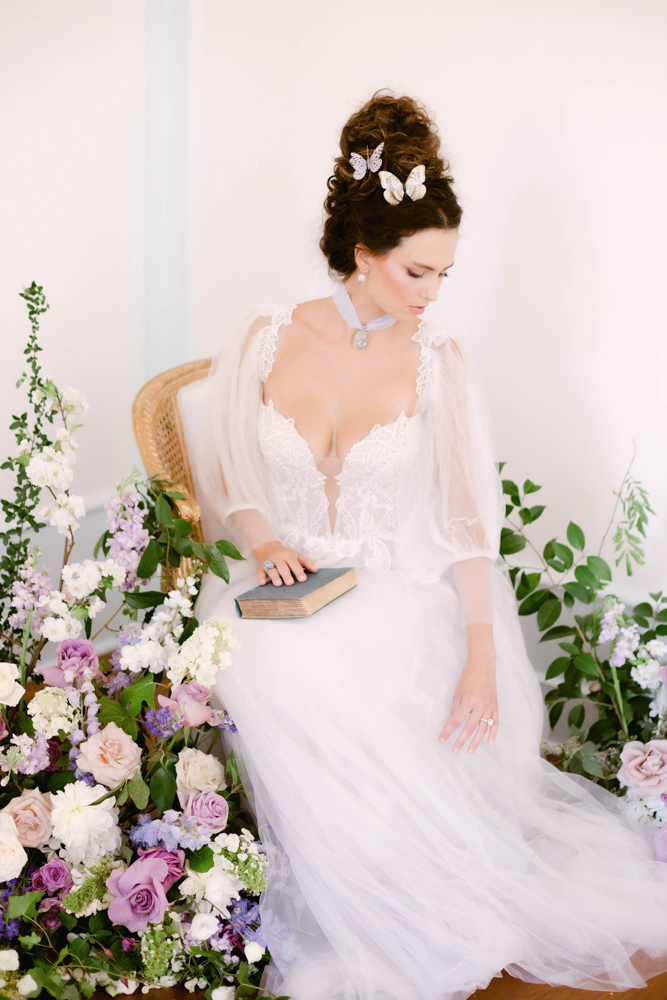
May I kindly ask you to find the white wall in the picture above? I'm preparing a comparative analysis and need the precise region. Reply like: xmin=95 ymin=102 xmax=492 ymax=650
xmin=1 ymin=0 xmax=666 ymax=633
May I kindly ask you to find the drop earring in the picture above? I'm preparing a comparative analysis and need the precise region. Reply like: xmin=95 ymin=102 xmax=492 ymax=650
xmin=358 ymin=272 xmax=366 ymax=283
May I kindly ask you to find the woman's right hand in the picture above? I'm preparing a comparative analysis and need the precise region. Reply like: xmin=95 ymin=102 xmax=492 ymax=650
xmin=253 ymin=541 xmax=317 ymax=586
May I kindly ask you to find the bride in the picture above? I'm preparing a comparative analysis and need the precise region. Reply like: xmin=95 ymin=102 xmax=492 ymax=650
xmin=191 ymin=93 xmax=667 ymax=999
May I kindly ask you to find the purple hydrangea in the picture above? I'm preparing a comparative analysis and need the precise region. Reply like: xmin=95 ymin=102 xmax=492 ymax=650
xmin=144 ymin=707 xmax=185 ymax=739
xmin=228 ymin=899 xmax=267 ymax=947
xmin=129 ymin=811 xmax=210 ymax=852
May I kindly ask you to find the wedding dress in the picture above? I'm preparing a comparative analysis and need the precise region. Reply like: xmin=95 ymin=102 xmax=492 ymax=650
xmin=184 ymin=301 xmax=667 ymax=1000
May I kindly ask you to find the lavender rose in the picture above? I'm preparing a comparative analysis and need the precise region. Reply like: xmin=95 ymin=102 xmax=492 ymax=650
xmin=182 ymin=790 xmax=229 ymax=835
xmin=106 ymin=856 xmax=169 ymax=933
xmin=136 ymin=847 xmax=184 ymax=890
xmin=32 ymin=857 xmax=72 ymax=894
xmin=618 ymin=740 xmax=667 ymax=795
xmin=41 ymin=638 xmax=101 ymax=689
xmin=157 ymin=682 xmax=213 ymax=728
xmin=38 ymin=897 xmax=63 ymax=932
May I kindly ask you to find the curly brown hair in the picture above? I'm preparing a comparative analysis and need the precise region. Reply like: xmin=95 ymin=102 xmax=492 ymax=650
xmin=320 ymin=91 xmax=462 ymax=278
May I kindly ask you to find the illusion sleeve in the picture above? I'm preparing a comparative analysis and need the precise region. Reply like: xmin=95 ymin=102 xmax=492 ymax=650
xmin=188 ymin=307 xmax=289 ymax=558
xmin=432 ymin=335 xmax=503 ymax=626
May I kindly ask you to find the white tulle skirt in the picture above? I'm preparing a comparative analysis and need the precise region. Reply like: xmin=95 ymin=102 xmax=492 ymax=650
xmin=197 ymin=561 xmax=667 ymax=1000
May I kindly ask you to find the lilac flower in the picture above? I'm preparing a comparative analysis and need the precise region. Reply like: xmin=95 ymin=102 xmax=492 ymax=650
xmin=8 ymin=564 xmax=51 ymax=638
xmin=211 ymin=710 xmax=238 ymax=734
xmin=129 ymin=811 xmax=210 ymax=852
xmin=104 ymin=668 xmax=131 ymax=695
xmin=105 ymin=489 xmax=150 ymax=590
xmin=144 ymin=707 xmax=185 ymax=739
xmin=12 ymin=733 xmax=50 ymax=775
xmin=610 ymin=626 xmax=640 ymax=668
xmin=599 ymin=603 xmax=624 ymax=643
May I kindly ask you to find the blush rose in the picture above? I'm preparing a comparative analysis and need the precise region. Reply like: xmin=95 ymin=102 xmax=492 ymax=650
xmin=157 ymin=682 xmax=213 ymax=728
xmin=1 ymin=788 xmax=53 ymax=849
xmin=106 ymin=856 xmax=169 ymax=933
xmin=76 ymin=722 xmax=142 ymax=789
xmin=618 ymin=740 xmax=667 ymax=796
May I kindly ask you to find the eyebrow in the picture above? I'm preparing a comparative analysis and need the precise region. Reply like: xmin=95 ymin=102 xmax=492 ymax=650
xmin=410 ymin=261 xmax=455 ymax=273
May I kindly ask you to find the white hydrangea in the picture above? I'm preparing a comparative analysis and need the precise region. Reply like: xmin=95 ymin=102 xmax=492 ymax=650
xmin=631 ymin=656 xmax=664 ymax=691
xmin=180 ymin=861 xmax=243 ymax=917
xmin=167 ymin=617 xmax=239 ymax=689
xmin=51 ymin=781 xmax=122 ymax=864
xmin=119 ymin=589 xmax=194 ymax=676
xmin=645 ymin=639 xmax=667 ymax=662
xmin=27 ymin=685 xmax=79 ymax=738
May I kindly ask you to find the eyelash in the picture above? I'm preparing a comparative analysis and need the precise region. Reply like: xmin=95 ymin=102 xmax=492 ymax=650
xmin=407 ymin=270 xmax=449 ymax=279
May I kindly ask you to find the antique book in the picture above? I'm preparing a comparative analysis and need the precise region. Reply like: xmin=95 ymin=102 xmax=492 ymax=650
xmin=234 ymin=567 xmax=356 ymax=618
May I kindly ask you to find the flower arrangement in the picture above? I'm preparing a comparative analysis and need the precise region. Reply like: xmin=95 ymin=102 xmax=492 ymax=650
xmin=500 ymin=461 xmax=667 ymax=857
xmin=0 ymin=286 xmax=287 ymax=1000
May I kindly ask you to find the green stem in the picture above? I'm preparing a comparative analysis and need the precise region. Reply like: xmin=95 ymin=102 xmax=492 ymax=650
xmin=598 ymin=446 xmax=636 ymax=558
xmin=19 ymin=610 xmax=34 ymax=688
xmin=609 ymin=662 xmax=629 ymax=738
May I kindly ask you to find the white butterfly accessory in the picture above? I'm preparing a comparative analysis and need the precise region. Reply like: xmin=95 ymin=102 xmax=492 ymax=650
xmin=349 ymin=142 xmax=385 ymax=180
xmin=378 ymin=164 xmax=427 ymax=205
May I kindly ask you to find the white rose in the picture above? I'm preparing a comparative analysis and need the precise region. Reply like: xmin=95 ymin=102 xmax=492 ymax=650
xmin=0 ymin=949 xmax=19 ymax=971
xmin=201 ymin=867 xmax=242 ymax=915
xmin=17 ymin=974 xmax=38 ymax=996
xmin=243 ymin=940 xmax=265 ymax=963
xmin=211 ymin=988 xmax=235 ymax=1000
xmin=189 ymin=912 xmax=219 ymax=941
xmin=0 ymin=814 xmax=28 ymax=882
xmin=0 ymin=663 xmax=25 ymax=707
xmin=176 ymin=747 xmax=226 ymax=798
xmin=50 ymin=781 xmax=121 ymax=864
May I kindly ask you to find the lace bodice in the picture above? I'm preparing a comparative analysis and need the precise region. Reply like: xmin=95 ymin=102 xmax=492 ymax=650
xmin=254 ymin=305 xmax=442 ymax=570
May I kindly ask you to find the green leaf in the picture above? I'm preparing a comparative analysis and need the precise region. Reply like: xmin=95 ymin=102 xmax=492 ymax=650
xmin=122 ymin=589 xmax=166 ymax=610
xmin=574 ymin=565 xmax=599 ymax=591
xmin=519 ymin=505 xmax=545 ymax=525
xmin=563 ymin=591 xmax=575 ymax=608
xmin=215 ymin=538 xmax=244 ymax=560
xmin=518 ymin=588 xmax=551 ymax=616
xmin=537 ymin=598 xmax=561 ymax=631
xmin=499 ymin=529 xmax=526 ymax=555
xmin=540 ymin=625 xmax=576 ymax=642
xmin=155 ymin=493 xmax=174 ymax=527
xmin=188 ymin=845 xmax=215 ymax=872
xmin=98 ymin=698 xmax=138 ymax=739
xmin=68 ymin=937 xmax=90 ymax=961
xmin=575 ymin=653 xmax=599 ymax=678
xmin=568 ymin=704 xmax=585 ymax=729
xmin=164 ymin=490 xmax=186 ymax=499
xmin=172 ymin=536 xmax=193 ymax=558
xmin=150 ymin=765 xmax=176 ymax=815
xmin=563 ymin=581 xmax=593 ymax=605
xmin=549 ymin=701 xmax=565 ymax=728
xmin=136 ymin=538 xmax=160 ymax=579
xmin=128 ymin=770 xmax=150 ymax=811
xmin=567 ymin=521 xmax=585 ymax=551
xmin=115 ymin=784 xmax=129 ymax=806
xmin=523 ymin=479 xmax=541 ymax=494
xmin=120 ymin=676 xmax=157 ymax=717
xmin=45 ymin=770 xmax=76 ymax=794
xmin=516 ymin=572 xmax=541 ymax=600
xmin=588 ymin=717 xmax=618 ymax=744
xmin=502 ymin=479 xmax=519 ymax=497
xmin=559 ymin=641 xmax=581 ymax=655
xmin=567 ymin=751 xmax=584 ymax=774
xmin=19 ymin=931 xmax=42 ymax=951
xmin=58 ymin=911 xmax=76 ymax=931
xmin=178 ymin=614 xmax=199 ymax=645
xmin=586 ymin=555 xmax=612 ymax=583
xmin=208 ymin=547 xmax=230 ymax=583
xmin=545 ymin=656 xmax=570 ymax=680
xmin=581 ymin=746 xmax=605 ymax=778
xmin=78 ymin=982 xmax=95 ymax=999
xmin=633 ymin=602 xmax=654 ymax=618
xmin=544 ymin=539 xmax=574 ymax=573
xmin=225 ymin=750 xmax=241 ymax=787
xmin=172 ymin=518 xmax=193 ymax=537
xmin=7 ymin=890 xmax=44 ymax=919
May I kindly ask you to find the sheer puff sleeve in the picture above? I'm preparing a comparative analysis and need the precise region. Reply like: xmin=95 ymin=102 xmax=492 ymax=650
xmin=394 ymin=328 xmax=503 ymax=625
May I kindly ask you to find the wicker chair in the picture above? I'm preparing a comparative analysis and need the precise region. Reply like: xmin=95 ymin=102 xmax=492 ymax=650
xmin=132 ymin=358 xmax=212 ymax=586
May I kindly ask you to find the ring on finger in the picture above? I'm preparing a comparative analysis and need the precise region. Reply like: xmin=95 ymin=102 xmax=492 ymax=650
xmin=263 ymin=560 xmax=275 ymax=571
xmin=480 ymin=718 xmax=494 ymax=727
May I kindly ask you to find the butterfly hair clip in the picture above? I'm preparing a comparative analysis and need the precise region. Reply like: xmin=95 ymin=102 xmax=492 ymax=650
xmin=378 ymin=165 xmax=426 ymax=205
xmin=349 ymin=142 xmax=385 ymax=180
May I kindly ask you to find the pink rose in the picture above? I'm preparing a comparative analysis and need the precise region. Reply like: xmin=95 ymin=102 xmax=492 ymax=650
xmin=76 ymin=722 xmax=142 ymax=789
xmin=618 ymin=740 xmax=667 ymax=795
xmin=136 ymin=847 xmax=184 ymax=890
xmin=32 ymin=857 xmax=71 ymax=893
xmin=182 ymin=790 xmax=229 ymax=835
xmin=157 ymin=682 xmax=213 ymax=728
xmin=38 ymin=896 xmax=63 ymax=931
xmin=107 ymin=856 xmax=169 ymax=933
xmin=41 ymin=638 xmax=101 ymax=688
xmin=2 ymin=788 xmax=52 ymax=848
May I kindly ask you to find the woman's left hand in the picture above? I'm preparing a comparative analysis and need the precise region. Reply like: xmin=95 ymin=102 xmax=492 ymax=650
xmin=439 ymin=625 xmax=498 ymax=754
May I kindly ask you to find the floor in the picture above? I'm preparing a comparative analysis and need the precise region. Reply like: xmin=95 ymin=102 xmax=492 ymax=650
xmin=470 ymin=970 xmax=667 ymax=999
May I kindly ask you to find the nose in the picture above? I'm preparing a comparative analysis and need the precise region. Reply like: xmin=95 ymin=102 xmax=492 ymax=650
xmin=422 ymin=280 xmax=439 ymax=302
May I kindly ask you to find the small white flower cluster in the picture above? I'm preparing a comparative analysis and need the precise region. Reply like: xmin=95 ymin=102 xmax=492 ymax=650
xmin=38 ymin=491 xmax=85 ymax=535
xmin=26 ymin=444 xmax=74 ymax=492
xmin=167 ymin=617 xmax=239 ymax=689
xmin=180 ymin=854 xmax=244 ymax=919
xmin=211 ymin=829 xmax=268 ymax=895
xmin=120 ymin=587 xmax=194 ymax=675
xmin=619 ymin=792 xmax=667 ymax=828
xmin=28 ymin=685 xmax=80 ymax=739
xmin=628 ymin=640 xmax=667 ymax=717
xmin=38 ymin=558 xmax=125 ymax=642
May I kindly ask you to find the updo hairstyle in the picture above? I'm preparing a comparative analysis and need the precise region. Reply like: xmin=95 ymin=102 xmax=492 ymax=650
xmin=320 ymin=92 xmax=462 ymax=278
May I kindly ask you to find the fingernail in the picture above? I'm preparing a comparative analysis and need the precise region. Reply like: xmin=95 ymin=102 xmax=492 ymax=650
xmin=439 ymin=737 xmax=444 ymax=743
xmin=453 ymin=747 xmax=459 ymax=754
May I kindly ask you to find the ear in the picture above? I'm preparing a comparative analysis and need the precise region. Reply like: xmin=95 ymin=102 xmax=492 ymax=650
xmin=354 ymin=245 xmax=372 ymax=274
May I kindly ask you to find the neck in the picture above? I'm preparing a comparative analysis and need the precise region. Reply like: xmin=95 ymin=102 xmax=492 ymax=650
xmin=342 ymin=276 xmax=389 ymax=327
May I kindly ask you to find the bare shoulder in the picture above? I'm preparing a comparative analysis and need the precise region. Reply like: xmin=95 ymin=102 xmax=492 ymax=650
xmin=289 ymin=296 xmax=339 ymax=339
